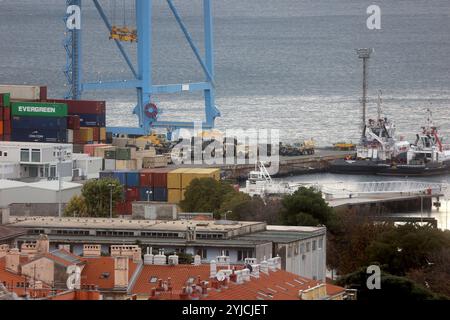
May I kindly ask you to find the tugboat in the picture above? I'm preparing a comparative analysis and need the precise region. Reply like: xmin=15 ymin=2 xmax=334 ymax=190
xmin=330 ymin=91 xmax=410 ymax=174
xmin=331 ymin=108 xmax=450 ymax=176
xmin=378 ymin=109 xmax=450 ymax=176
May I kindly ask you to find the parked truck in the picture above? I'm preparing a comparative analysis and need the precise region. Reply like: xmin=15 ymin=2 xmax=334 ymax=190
xmin=280 ymin=139 xmax=315 ymax=156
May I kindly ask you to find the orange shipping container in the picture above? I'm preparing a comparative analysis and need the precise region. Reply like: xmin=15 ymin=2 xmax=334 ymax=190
xmin=79 ymin=127 xmax=94 ymax=143
xmin=83 ymin=144 xmax=109 ymax=157
xmin=0 ymin=121 xmax=3 ymax=135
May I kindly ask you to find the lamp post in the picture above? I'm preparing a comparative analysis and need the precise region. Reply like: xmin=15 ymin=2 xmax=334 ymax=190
xmin=54 ymin=146 xmax=67 ymax=218
xmin=108 ymin=184 xmax=114 ymax=219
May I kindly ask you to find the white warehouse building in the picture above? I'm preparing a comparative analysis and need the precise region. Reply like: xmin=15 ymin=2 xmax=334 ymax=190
xmin=0 ymin=180 xmax=82 ymax=216
xmin=0 ymin=141 xmax=102 ymax=181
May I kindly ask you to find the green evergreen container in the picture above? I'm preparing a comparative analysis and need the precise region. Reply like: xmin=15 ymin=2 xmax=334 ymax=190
xmin=11 ymin=102 xmax=68 ymax=117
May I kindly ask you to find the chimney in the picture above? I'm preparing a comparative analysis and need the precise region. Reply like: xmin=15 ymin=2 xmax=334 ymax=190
xmin=132 ymin=248 xmax=142 ymax=263
xmin=83 ymin=245 xmax=102 ymax=257
xmin=168 ymin=253 xmax=179 ymax=266
xmin=260 ymin=258 xmax=269 ymax=275
xmin=267 ymin=258 xmax=277 ymax=272
xmin=242 ymin=268 xmax=251 ymax=282
xmin=36 ymin=234 xmax=49 ymax=254
xmin=210 ymin=260 xmax=217 ymax=278
xmin=234 ymin=270 xmax=244 ymax=284
xmin=114 ymin=256 xmax=129 ymax=289
xmin=193 ymin=255 xmax=202 ymax=266
xmin=144 ymin=247 xmax=154 ymax=265
xmin=0 ymin=244 xmax=9 ymax=258
xmin=153 ymin=249 xmax=167 ymax=265
xmin=275 ymin=255 xmax=282 ymax=270
xmin=179 ymin=287 xmax=190 ymax=300
xmin=5 ymin=248 xmax=20 ymax=274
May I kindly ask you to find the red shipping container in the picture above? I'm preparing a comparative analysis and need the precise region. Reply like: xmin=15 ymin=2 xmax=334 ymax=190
xmin=67 ymin=115 xmax=81 ymax=130
xmin=93 ymin=127 xmax=100 ymax=142
xmin=73 ymin=129 xmax=83 ymax=144
xmin=125 ymin=187 xmax=139 ymax=201
xmin=0 ymin=107 xmax=3 ymax=121
xmin=3 ymin=107 xmax=10 ymax=120
xmin=149 ymin=168 xmax=171 ymax=188
xmin=39 ymin=86 xmax=47 ymax=101
xmin=3 ymin=135 xmax=10 ymax=141
xmin=139 ymin=170 xmax=153 ymax=187
xmin=45 ymin=99 xmax=106 ymax=115
xmin=3 ymin=120 xmax=11 ymax=135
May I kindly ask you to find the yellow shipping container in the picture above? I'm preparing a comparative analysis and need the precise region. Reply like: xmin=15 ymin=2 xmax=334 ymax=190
xmin=181 ymin=168 xmax=221 ymax=189
xmin=100 ymin=127 xmax=107 ymax=142
xmin=79 ymin=127 xmax=94 ymax=143
xmin=116 ymin=160 xmax=137 ymax=170
xmin=168 ymin=189 xmax=182 ymax=204
xmin=167 ymin=168 xmax=190 ymax=189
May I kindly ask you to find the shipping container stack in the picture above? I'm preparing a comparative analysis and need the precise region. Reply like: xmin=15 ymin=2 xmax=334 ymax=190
xmin=167 ymin=168 xmax=221 ymax=204
xmin=99 ymin=167 xmax=221 ymax=215
xmin=45 ymin=99 xmax=107 ymax=147
xmin=0 ymin=93 xmax=11 ymax=141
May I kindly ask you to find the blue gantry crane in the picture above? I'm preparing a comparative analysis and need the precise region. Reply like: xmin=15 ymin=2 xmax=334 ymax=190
xmin=63 ymin=0 xmax=220 ymax=137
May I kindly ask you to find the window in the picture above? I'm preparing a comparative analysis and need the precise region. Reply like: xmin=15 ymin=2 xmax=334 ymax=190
xmin=20 ymin=149 xmax=30 ymax=162
xmin=31 ymin=149 xmax=41 ymax=162
xmin=238 ymin=250 xmax=253 ymax=261
xmin=3 ymin=152 xmax=6 ymax=157
xmin=306 ymin=242 xmax=311 ymax=252
xmin=312 ymin=240 xmax=317 ymax=251
xmin=294 ymin=244 xmax=299 ymax=256
xmin=149 ymin=277 xmax=158 ymax=283
xmin=196 ymin=248 xmax=207 ymax=259
xmin=318 ymin=238 xmax=323 ymax=250
xmin=300 ymin=243 xmax=305 ymax=254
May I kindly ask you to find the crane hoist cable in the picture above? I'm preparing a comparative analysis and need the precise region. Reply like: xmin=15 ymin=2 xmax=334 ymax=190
xmin=110 ymin=0 xmax=137 ymax=43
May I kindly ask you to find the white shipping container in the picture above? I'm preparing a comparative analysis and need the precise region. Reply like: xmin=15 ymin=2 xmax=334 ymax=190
xmin=0 ymin=85 xmax=42 ymax=100
xmin=74 ymin=157 xmax=103 ymax=175
xmin=104 ymin=159 xmax=116 ymax=171
xmin=67 ymin=130 xmax=74 ymax=144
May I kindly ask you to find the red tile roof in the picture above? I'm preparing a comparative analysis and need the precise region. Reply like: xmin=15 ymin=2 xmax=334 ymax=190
xmin=130 ymin=263 xmax=346 ymax=301
xmin=0 ymin=257 xmax=53 ymax=298
xmin=80 ymin=256 xmax=139 ymax=290
xmin=131 ymin=264 xmax=211 ymax=296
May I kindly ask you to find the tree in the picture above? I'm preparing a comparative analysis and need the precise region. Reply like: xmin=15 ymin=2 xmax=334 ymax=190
xmin=180 ymin=178 xmax=236 ymax=213
xmin=326 ymin=211 xmax=394 ymax=276
xmin=279 ymin=187 xmax=339 ymax=231
xmin=365 ymin=224 xmax=450 ymax=276
xmin=65 ymin=178 xmax=124 ymax=218
xmin=64 ymin=195 xmax=88 ymax=217
xmin=336 ymin=266 xmax=445 ymax=301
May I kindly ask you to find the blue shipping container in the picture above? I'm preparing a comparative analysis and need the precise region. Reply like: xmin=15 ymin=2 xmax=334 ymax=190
xmin=12 ymin=116 xmax=67 ymax=130
xmin=153 ymin=187 xmax=168 ymax=202
xmin=139 ymin=187 xmax=154 ymax=201
xmin=78 ymin=114 xmax=106 ymax=127
xmin=125 ymin=171 xmax=140 ymax=187
xmin=11 ymin=129 xmax=67 ymax=143
xmin=112 ymin=171 xmax=127 ymax=186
